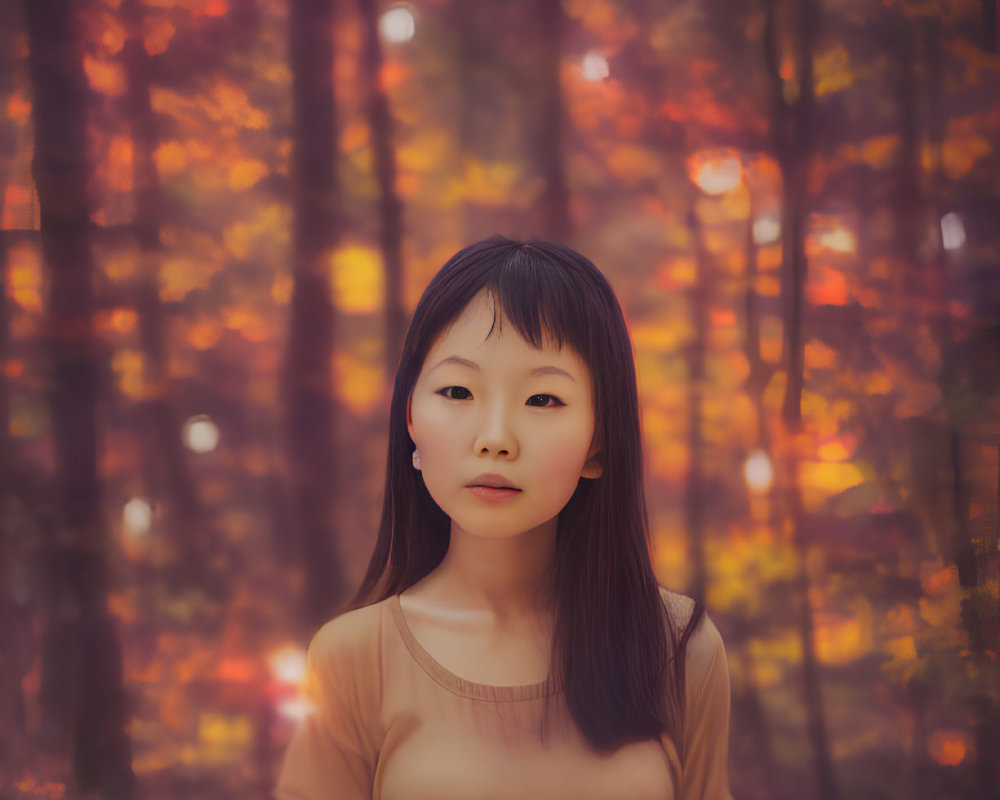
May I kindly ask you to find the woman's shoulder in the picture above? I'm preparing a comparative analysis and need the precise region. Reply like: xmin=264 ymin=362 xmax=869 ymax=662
xmin=308 ymin=596 xmax=392 ymax=663
xmin=656 ymin=585 xmax=726 ymax=671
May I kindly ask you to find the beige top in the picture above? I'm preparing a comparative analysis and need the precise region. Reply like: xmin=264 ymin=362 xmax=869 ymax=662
xmin=275 ymin=586 xmax=732 ymax=800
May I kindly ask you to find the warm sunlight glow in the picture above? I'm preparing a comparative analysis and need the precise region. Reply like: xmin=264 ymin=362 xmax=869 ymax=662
xmin=581 ymin=52 xmax=610 ymax=81
xmin=278 ymin=697 xmax=317 ymax=722
xmin=379 ymin=6 xmax=415 ymax=43
xmin=123 ymin=498 xmax=153 ymax=538
xmin=809 ymin=216 xmax=857 ymax=255
xmin=744 ymin=450 xmax=774 ymax=493
xmin=753 ymin=214 xmax=781 ymax=245
xmin=818 ymin=226 xmax=856 ymax=254
xmin=269 ymin=646 xmax=307 ymax=685
xmin=941 ymin=212 xmax=966 ymax=251
xmin=688 ymin=150 xmax=743 ymax=195
xmin=183 ymin=415 xmax=220 ymax=454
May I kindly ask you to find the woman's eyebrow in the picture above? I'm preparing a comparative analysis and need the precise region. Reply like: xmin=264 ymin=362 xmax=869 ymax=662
xmin=427 ymin=355 xmax=576 ymax=382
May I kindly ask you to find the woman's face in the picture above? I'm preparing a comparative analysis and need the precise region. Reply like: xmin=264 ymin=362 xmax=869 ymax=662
xmin=407 ymin=290 xmax=602 ymax=541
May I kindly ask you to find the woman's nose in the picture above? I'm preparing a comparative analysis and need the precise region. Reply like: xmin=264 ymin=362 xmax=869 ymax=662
xmin=473 ymin=404 xmax=518 ymax=458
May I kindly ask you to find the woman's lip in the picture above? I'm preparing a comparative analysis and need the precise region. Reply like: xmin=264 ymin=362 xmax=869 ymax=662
xmin=467 ymin=486 xmax=521 ymax=502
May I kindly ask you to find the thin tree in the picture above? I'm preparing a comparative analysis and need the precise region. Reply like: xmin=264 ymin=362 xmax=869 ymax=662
xmin=762 ymin=0 xmax=838 ymax=798
xmin=25 ymin=0 xmax=135 ymax=795
xmin=919 ymin=14 xmax=1000 ymax=795
xmin=534 ymin=0 xmax=572 ymax=242
xmin=737 ymin=190 xmax=782 ymax=800
xmin=0 ymin=0 xmax=28 ymax=756
xmin=121 ymin=0 xmax=224 ymax=594
xmin=355 ymin=0 xmax=406 ymax=376
xmin=284 ymin=0 xmax=346 ymax=629
xmin=684 ymin=201 xmax=710 ymax=607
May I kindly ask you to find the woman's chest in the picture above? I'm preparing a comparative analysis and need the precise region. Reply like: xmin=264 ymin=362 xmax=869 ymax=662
xmin=375 ymin=712 xmax=674 ymax=800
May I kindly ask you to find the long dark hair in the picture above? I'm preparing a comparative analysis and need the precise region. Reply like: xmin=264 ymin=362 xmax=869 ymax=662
xmin=349 ymin=236 xmax=705 ymax=755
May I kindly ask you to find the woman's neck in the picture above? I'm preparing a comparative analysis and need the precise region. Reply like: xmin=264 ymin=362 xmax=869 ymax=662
xmin=429 ymin=518 xmax=558 ymax=627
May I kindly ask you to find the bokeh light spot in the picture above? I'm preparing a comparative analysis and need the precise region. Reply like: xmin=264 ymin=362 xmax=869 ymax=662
xmin=123 ymin=498 xmax=153 ymax=538
xmin=183 ymin=414 xmax=220 ymax=454
xmin=379 ymin=6 xmax=415 ymax=43
xmin=582 ymin=52 xmax=610 ymax=81
xmin=688 ymin=150 xmax=743 ymax=195
xmin=941 ymin=212 xmax=966 ymax=251
xmin=269 ymin=645 xmax=307 ymax=685
xmin=753 ymin=214 xmax=781 ymax=246
xmin=744 ymin=450 xmax=774 ymax=493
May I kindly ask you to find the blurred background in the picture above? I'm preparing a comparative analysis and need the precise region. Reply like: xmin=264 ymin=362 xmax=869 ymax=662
xmin=2 ymin=0 xmax=999 ymax=798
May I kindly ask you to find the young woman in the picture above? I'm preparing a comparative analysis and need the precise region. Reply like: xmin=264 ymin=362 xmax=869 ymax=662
xmin=275 ymin=237 xmax=732 ymax=800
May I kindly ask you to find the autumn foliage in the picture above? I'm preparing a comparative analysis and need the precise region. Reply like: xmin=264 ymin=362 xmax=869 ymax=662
xmin=1 ymin=0 xmax=998 ymax=799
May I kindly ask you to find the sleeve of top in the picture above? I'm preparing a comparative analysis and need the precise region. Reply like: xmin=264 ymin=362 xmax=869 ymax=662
xmin=274 ymin=614 xmax=382 ymax=800
xmin=679 ymin=613 xmax=733 ymax=800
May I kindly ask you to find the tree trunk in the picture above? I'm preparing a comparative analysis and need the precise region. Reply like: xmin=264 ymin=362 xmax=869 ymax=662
xmin=983 ymin=0 xmax=997 ymax=51
xmin=762 ymin=1 xmax=837 ymax=798
xmin=685 ymin=203 xmax=709 ymax=606
xmin=285 ymin=0 xmax=346 ymax=630
xmin=355 ymin=0 xmax=406 ymax=377
xmin=0 ymin=232 xmax=31 ymax=750
xmin=737 ymin=200 xmax=781 ymax=800
xmin=534 ymin=0 xmax=571 ymax=242
xmin=25 ymin=0 xmax=135 ymax=796
xmin=743 ymin=194 xmax=771 ymax=450
xmin=122 ymin=0 xmax=225 ymax=596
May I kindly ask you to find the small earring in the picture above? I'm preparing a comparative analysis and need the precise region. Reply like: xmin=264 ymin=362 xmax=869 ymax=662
xmin=412 ymin=449 xmax=421 ymax=470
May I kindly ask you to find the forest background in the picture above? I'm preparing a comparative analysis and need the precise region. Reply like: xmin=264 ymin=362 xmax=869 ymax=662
xmin=1 ymin=0 xmax=999 ymax=798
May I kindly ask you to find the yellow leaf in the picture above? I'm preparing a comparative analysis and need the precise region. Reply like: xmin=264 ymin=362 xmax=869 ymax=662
xmin=272 ymin=273 xmax=293 ymax=305
xmin=112 ymin=350 xmax=147 ymax=399
xmin=334 ymin=352 xmax=383 ymax=415
xmin=884 ymin=635 xmax=917 ymax=662
xmin=210 ymin=81 xmax=268 ymax=129
xmin=227 ymin=159 xmax=268 ymax=190
xmin=144 ymin=17 xmax=175 ymax=55
xmin=222 ymin=307 xmax=270 ymax=342
xmin=799 ymin=460 xmax=866 ymax=508
xmin=198 ymin=712 xmax=252 ymax=748
xmin=7 ymin=241 xmax=43 ymax=313
xmin=397 ymin=130 xmax=449 ymax=172
xmin=84 ymin=55 xmax=126 ymax=96
xmin=159 ymin=253 xmax=222 ymax=302
xmin=186 ymin=318 xmax=222 ymax=350
xmin=445 ymin=159 xmax=522 ymax=208
xmin=805 ymin=339 xmax=838 ymax=370
xmin=815 ymin=44 xmax=853 ymax=96
xmin=607 ymin=144 xmax=661 ymax=181
xmin=815 ymin=612 xmax=870 ymax=665
xmin=631 ymin=321 xmax=689 ymax=352
xmin=858 ymin=135 xmax=899 ymax=169
xmin=330 ymin=245 xmax=383 ymax=314
xmin=754 ymin=274 xmax=781 ymax=298
xmin=155 ymin=141 xmax=188 ymax=175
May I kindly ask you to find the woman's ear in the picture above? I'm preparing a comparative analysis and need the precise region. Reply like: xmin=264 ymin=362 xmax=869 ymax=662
xmin=582 ymin=441 xmax=603 ymax=479
xmin=581 ymin=457 xmax=603 ymax=479
xmin=406 ymin=394 xmax=414 ymax=440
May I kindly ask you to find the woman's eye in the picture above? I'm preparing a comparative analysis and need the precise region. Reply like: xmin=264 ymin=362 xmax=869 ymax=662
xmin=438 ymin=386 xmax=472 ymax=400
xmin=526 ymin=394 xmax=563 ymax=408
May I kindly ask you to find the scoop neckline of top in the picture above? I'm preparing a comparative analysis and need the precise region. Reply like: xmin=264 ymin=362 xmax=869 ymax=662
xmin=389 ymin=593 xmax=561 ymax=703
